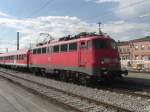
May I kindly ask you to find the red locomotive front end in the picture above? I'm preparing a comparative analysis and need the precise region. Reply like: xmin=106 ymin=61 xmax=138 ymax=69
xmin=76 ymin=34 xmax=128 ymax=81
xmin=88 ymin=36 xmax=128 ymax=80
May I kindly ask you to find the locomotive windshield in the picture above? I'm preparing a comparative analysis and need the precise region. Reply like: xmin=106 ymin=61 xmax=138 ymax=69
xmin=93 ymin=39 xmax=118 ymax=50
xmin=110 ymin=41 xmax=118 ymax=50
xmin=93 ymin=39 xmax=108 ymax=49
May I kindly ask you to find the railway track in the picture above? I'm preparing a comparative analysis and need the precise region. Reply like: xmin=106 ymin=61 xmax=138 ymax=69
xmin=98 ymin=85 xmax=150 ymax=99
xmin=8 ymin=69 xmax=150 ymax=100
xmin=3 ymin=68 xmax=150 ymax=100
xmin=0 ymin=69 xmax=132 ymax=112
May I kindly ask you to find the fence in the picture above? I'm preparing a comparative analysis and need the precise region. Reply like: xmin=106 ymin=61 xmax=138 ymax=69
xmin=120 ymin=60 xmax=150 ymax=72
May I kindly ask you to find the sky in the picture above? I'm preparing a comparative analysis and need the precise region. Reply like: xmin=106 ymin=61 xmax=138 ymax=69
xmin=0 ymin=0 xmax=150 ymax=52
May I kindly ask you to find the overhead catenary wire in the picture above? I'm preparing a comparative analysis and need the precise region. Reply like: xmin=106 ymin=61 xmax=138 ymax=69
xmin=27 ymin=0 xmax=55 ymax=18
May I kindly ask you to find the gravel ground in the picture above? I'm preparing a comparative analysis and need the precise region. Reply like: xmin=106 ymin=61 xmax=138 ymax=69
xmin=0 ymin=71 xmax=118 ymax=112
xmin=0 ymin=76 xmax=67 ymax=112
xmin=1 ymin=68 xmax=150 ymax=112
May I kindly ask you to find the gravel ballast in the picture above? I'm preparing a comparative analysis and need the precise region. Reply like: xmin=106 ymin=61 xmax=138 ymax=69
xmin=1 ymin=68 xmax=150 ymax=112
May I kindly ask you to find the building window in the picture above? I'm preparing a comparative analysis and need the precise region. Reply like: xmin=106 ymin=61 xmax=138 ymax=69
xmin=148 ymin=55 xmax=150 ymax=60
xmin=141 ymin=45 xmax=145 ymax=50
xmin=119 ymin=48 xmax=122 ymax=53
xmin=135 ymin=55 xmax=139 ymax=60
xmin=122 ymin=56 xmax=126 ymax=60
xmin=122 ymin=48 xmax=125 ymax=53
xmin=126 ymin=56 xmax=128 ymax=60
xmin=141 ymin=55 xmax=144 ymax=60
xmin=148 ymin=45 xmax=150 ymax=50
xmin=135 ymin=45 xmax=138 ymax=50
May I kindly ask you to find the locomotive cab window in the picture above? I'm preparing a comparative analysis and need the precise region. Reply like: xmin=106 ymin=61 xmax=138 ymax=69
xmin=111 ymin=41 xmax=118 ymax=50
xmin=61 ymin=44 xmax=68 ymax=52
xmin=93 ymin=39 xmax=108 ymax=49
xmin=69 ymin=43 xmax=77 ymax=51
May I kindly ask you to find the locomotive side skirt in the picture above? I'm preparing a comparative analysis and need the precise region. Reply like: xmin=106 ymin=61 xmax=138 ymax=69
xmin=29 ymin=64 xmax=126 ymax=77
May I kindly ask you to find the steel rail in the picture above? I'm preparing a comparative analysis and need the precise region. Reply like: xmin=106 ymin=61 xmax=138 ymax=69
xmin=105 ymin=87 xmax=150 ymax=99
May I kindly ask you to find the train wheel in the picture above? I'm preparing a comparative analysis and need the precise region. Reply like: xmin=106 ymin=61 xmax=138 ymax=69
xmin=40 ymin=69 xmax=46 ymax=77
xmin=79 ymin=74 xmax=88 ymax=86
xmin=59 ymin=73 xmax=65 ymax=81
xmin=87 ymin=76 xmax=98 ymax=86
xmin=32 ymin=68 xmax=40 ymax=76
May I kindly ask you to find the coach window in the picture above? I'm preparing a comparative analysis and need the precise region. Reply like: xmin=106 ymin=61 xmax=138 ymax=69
xmin=21 ymin=55 xmax=23 ymax=60
xmin=69 ymin=43 xmax=77 ymax=51
xmin=14 ymin=55 xmax=17 ymax=60
xmin=19 ymin=55 xmax=22 ymax=60
xmin=42 ymin=47 xmax=46 ymax=54
xmin=53 ymin=45 xmax=59 ymax=52
xmin=61 ymin=44 xmax=68 ymax=52
xmin=24 ymin=54 xmax=26 ymax=58
xmin=37 ymin=48 xmax=41 ymax=54
xmin=20 ymin=55 xmax=22 ymax=60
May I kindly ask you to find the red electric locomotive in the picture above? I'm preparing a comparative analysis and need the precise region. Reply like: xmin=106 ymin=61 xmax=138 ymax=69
xmin=29 ymin=32 xmax=128 ymax=82
xmin=0 ymin=32 xmax=128 ymax=83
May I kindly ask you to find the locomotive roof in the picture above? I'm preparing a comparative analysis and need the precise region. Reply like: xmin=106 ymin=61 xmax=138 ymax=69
xmin=0 ymin=49 xmax=28 ymax=57
xmin=34 ymin=35 xmax=113 ymax=49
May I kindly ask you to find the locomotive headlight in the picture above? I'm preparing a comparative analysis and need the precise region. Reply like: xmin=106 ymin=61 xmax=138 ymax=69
xmin=101 ymin=58 xmax=111 ymax=64
xmin=113 ymin=58 xmax=120 ymax=63
xmin=101 ymin=60 xmax=104 ymax=64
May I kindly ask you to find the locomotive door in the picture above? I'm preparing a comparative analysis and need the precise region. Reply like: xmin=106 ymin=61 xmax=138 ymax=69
xmin=79 ymin=41 xmax=87 ymax=67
